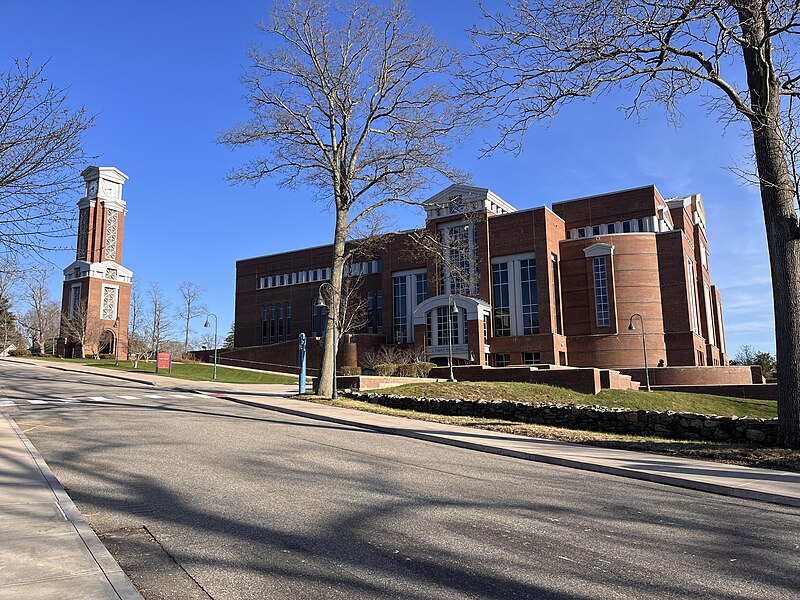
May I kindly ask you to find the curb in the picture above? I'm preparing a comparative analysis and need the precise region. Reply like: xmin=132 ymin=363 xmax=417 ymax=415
xmin=4 ymin=413 xmax=143 ymax=599
xmin=220 ymin=395 xmax=800 ymax=509
xmin=1 ymin=358 xmax=159 ymax=387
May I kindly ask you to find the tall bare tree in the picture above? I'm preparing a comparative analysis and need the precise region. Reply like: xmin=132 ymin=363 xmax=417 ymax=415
xmin=176 ymin=281 xmax=206 ymax=354
xmin=465 ymin=0 xmax=800 ymax=447
xmin=0 ymin=58 xmax=94 ymax=256
xmin=60 ymin=305 xmax=104 ymax=359
xmin=18 ymin=267 xmax=58 ymax=353
xmin=146 ymin=283 xmax=172 ymax=356
xmin=127 ymin=281 xmax=143 ymax=359
xmin=220 ymin=0 xmax=474 ymax=397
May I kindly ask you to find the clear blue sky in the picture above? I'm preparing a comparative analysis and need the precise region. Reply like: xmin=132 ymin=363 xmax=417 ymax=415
xmin=2 ymin=0 xmax=774 ymax=355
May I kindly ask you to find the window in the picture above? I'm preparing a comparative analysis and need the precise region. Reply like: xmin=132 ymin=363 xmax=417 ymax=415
xmin=366 ymin=292 xmax=374 ymax=334
xmin=270 ymin=304 xmax=276 ymax=342
xmin=687 ymin=258 xmax=699 ymax=334
xmin=376 ymin=291 xmax=383 ymax=333
xmin=566 ymin=230 xmax=572 ymax=240
xmin=637 ymin=218 xmax=646 ymax=232
xmin=277 ymin=303 xmax=284 ymax=340
xmin=519 ymin=258 xmax=539 ymax=334
xmin=704 ymin=284 xmax=715 ymax=345
xmin=286 ymin=302 xmax=292 ymax=337
xmin=593 ymin=257 xmax=610 ymax=327
xmin=552 ymin=254 xmax=563 ymax=335
xmin=483 ymin=314 xmax=489 ymax=344
xmin=435 ymin=306 xmax=458 ymax=345
xmin=415 ymin=272 xmax=428 ymax=305
xmin=493 ymin=353 xmax=510 ymax=367
xmin=101 ymin=286 xmax=117 ymax=320
xmin=70 ymin=285 xmax=81 ymax=319
xmin=622 ymin=221 xmax=631 ymax=233
xmin=717 ymin=300 xmax=726 ymax=353
xmin=607 ymin=223 xmax=616 ymax=234
xmin=426 ymin=310 xmax=433 ymax=345
xmin=700 ymin=241 xmax=708 ymax=269
xmin=592 ymin=225 xmax=600 ymax=236
xmin=447 ymin=224 xmax=471 ymax=294
xmin=262 ymin=305 xmax=268 ymax=343
xmin=491 ymin=262 xmax=511 ymax=336
xmin=312 ymin=302 xmax=318 ymax=337
xmin=522 ymin=352 xmax=541 ymax=365
xmin=393 ymin=276 xmax=408 ymax=344
xmin=578 ymin=228 xmax=586 ymax=238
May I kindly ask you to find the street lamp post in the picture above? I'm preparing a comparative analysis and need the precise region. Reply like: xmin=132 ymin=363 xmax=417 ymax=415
xmin=112 ymin=316 xmax=120 ymax=367
xmin=447 ymin=294 xmax=459 ymax=382
xmin=203 ymin=312 xmax=218 ymax=380
xmin=314 ymin=282 xmax=338 ymax=399
xmin=628 ymin=313 xmax=651 ymax=392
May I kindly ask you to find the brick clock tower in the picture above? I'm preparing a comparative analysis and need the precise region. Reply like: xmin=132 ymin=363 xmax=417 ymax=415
xmin=58 ymin=166 xmax=133 ymax=358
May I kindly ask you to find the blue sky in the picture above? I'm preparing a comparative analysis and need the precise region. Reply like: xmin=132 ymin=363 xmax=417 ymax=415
xmin=2 ymin=0 xmax=774 ymax=354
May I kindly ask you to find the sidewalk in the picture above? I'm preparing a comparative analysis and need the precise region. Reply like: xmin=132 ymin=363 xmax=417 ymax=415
xmin=0 ymin=411 xmax=141 ymax=599
xmin=221 ymin=393 xmax=800 ymax=509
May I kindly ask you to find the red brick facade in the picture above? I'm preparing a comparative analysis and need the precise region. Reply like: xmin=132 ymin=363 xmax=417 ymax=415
xmin=234 ymin=184 xmax=728 ymax=371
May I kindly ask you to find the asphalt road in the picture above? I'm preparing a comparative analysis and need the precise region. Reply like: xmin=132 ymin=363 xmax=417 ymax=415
xmin=1 ymin=359 xmax=799 ymax=599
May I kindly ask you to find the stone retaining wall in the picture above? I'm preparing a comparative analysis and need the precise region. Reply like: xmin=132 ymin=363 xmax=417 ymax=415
xmin=346 ymin=391 xmax=778 ymax=444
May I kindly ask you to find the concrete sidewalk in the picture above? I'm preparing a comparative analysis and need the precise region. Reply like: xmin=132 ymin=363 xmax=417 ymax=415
xmin=0 ymin=412 xmax=141 ymax=599
xmin=222 ymin=393 xmax=800 ymax=509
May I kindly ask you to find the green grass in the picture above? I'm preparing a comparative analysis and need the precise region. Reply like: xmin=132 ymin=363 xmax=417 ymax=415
xmin=370 ymin=381 xmax=777 ymax=419
xmin=29 ymin=356 xmax=296 ymax=385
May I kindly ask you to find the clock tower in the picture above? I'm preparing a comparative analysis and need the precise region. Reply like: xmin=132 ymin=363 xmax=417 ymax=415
xmin=57 ymin=166 xmax=133 ymax=358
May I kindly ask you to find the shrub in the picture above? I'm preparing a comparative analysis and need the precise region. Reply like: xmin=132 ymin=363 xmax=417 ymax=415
xmin=394 ymin=363 xmax=417 ymax=377
xmin=8 ymin=349 xmax=32 ymax=357
xmin=99 ymin=354 xmax=115 ymax=360
xmin=340 ymin=365 xmax=361 ymax=376
xmin=416 ymin=362 xmax=436 ymax=377
xmin=375 ymin=363 xmax=397 ymax=376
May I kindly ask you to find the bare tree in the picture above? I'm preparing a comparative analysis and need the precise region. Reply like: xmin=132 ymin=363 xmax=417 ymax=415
xmin=18 ymin=267 xmax=55 ymax=353
xmin=176 ymin=281 xmax=206 ymax=354
xmin=60 ymin=305 xmax=104 ymax=359
xmin=127 ymin=281 xmax=143 ymax=359
xmin=220 ymin=0 xmax=474 ymax=397
xmin=146 ymin=283 xmax=172 ymax=356
xmin=465 ymin=0 xmax=800 ymax=447
xmin=0 ymin=58 xmax=94 ymax=257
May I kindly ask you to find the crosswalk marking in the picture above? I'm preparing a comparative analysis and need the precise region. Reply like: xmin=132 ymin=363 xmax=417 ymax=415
xmin=0 ymin=392 xmax=216 ymax=410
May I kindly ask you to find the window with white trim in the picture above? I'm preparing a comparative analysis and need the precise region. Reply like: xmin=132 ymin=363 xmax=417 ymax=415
xmin=593 ymin=257 xmax=610 ymax=327
xmin=687 ymin=257 xmax=699 ymax=334
xmin=491 ymin=262 xmax=511 ymax=337
xmin=704 ymin=283 xmax=715 ymax=345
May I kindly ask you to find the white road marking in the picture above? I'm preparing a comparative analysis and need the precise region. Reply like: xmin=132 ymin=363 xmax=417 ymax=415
xmin=55 ymin=398 xmax=80 ymax=403
xmin=194 ymin=394 xmax=213 ymax=398
xmin=169 ymin=394 xmax=190 ymax=399
xmin=87 ymin=396 xmax=110 ymax=401
xmin=0 ymin=400 xmax=16 ymax=407
xmin=118 ymin=395 xmax=139 ymax=400
xmin=143 ymin=395 xmax=166 ymax=399
xmin=27 ymin=400 xmax=48 ymax=404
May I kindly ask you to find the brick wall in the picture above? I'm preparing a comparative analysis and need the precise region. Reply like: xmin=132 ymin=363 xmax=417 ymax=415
xmin=617 ymin=365 xmax=763 ymax=385
xmin=428 ymin=365 xmax=602 ymax=394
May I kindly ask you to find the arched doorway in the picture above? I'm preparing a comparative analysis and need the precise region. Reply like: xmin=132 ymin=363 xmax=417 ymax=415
xmin=99 ymin=330 xmax=115 ymax=355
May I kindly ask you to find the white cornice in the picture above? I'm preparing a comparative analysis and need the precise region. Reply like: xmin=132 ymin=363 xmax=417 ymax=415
xmin=81 ymin=166 xmax=129 ymax=184
xmin=583 ymin=243 xmax=615 ymax=258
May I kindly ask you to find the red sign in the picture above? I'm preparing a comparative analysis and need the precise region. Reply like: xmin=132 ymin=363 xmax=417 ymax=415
xmin=157 ymin=352 xmax=171 ymax=370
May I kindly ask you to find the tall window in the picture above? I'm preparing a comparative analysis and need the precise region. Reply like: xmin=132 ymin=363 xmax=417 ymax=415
xmin=593 ymin=257 xmax=610 ymax=327
xmin=366 ymin=292 xmax=374 ymax=333
xmin=415 ymin=272 xmax=428 ymax=305
xmin=492 ymin=262 xmax=510 ymax=336
xmin=261 ymin=305 xmax=269 ymax=343
xmin=687 ymin=258 xmax=699 ymax=334
xmin=312 ymin=303 xmax=318 ymax=337
xmin=436 ymin=306 xmax=458 ymax=345
xmin=519 ymin=258 xmax=539 ymax=335
xmin=704 ymin=284 xmax=715 ymax=345
xmin=393 ymin=276 xmax=408 ymax=344
xmin=440 ymin=222 xmax=476 ymax=295
xmin=277 ymin=303 xmax=284 ymax=340
xmin=376 ymin=291 xmax=383 ymax=333
xmin=77 ymin=207 xmax=89 ymax=260
xmin=286 ymin=302 xmax=292 ymax=338
xmin=552 ymin=254 xmax=563 ymax=335
xmin=270 ymin=304 xmax=276 ymax=342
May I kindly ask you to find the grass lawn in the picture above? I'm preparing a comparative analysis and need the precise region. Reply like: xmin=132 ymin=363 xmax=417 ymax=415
xmin=372 ymin=381 xmax=777 ymax=419
xmin=29 ymin=356 xmax=296 ymax=385
xmin=304 ymin=396 xmax=799 ymax=472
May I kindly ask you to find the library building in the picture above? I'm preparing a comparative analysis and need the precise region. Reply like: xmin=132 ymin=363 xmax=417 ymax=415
xmin=232 ymin=184 xmax=728 ymax=371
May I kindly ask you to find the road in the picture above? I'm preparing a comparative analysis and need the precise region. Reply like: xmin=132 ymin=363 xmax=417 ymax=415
xmin=1 ymin=359 xmax=799 ymax=599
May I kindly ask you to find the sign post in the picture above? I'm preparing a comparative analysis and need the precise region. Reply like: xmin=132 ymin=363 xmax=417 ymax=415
xmin=298 ymin=333 xmax=307 ymax=394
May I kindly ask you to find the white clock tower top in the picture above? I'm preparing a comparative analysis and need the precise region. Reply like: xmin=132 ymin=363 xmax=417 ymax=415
xmin=80 ymin=166 xmax=128 ymax=211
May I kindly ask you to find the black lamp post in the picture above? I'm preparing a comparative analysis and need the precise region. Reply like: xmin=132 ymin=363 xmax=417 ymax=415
xmin=447 ymin=294 xmax=459 ymax=382
xmin=628 ymin=313 xmax=651 ymax=391
xmin=203 ymin=313 xmax=218 ymax=380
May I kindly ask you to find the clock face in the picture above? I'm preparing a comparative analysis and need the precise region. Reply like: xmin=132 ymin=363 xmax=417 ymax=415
xmin=87 ymin=180 xmax=98 ymax=196
xmin=102 ymin=182 xmax=117 ymax=198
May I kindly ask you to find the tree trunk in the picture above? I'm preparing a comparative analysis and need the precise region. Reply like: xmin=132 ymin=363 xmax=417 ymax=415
xmin=317 ymin=206 xmax=348 ymax=398
xmin=737 ymin=0 xmax=800 ymax=446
